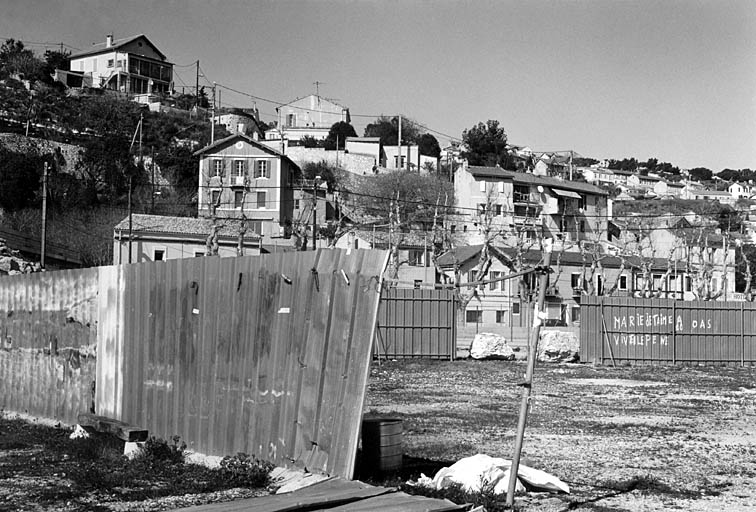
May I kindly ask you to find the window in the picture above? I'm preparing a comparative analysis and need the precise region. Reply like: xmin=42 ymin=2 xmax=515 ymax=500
xmin=256 ymin=191 xmax=266 ymax=208
xmin=494 ymin=204 xmax=503 ymax=216
xmin=489 ymin=271 xmax=502 ymax=291
xmin=413 ymin=280 xmax=422 ymax=290
xmin=153 ymin=249 xmax=165 ymax=261
xmin=294 ymin=199 xmax=300 ymax=210
xmin=233 ymin=160 xmax=245 ymax=177
xmin=496 ymin=310 xmax=507 ymax=323
xmin=512 ymin=303 xmax=521 ymax=315
xmin=211 ymin=190 xmax=221 ymax=206
xmin=498 ymin=181 xmax=505 ymax=193
xmin=514 ymin=185 xmax=530 ymax=203
xmin=477 ymin=204 xmax=487 ymax=215
xmin=212 ymin=160 xmax=223 ymax=177
xmin=619 ymin=275 xmax=628 ymax=291
xmin=571 ymin=305 xmax=581 ymax=324
xmin=466 ymin=309 xmax=482 ymax=324
xmin=579 ymin=220 xmax=586 ymax=232
xmin=234 ymin=190 xmax=244 ymax=209
xmin=107 ymin=59 xmax=114 ymax=68
xmin=394 ymin=156 xmax=406 ymax=168
xmin=684 ymin=276 xmax=692 ymax=292
xmin=256 ymin=160 xmax=269 ymax=179
xmin=194 ymin=252 xmax=204 ymax=257
xmin=479 ymin=180 xmax=487 ymax=192
xmin=408 ymin=250 xmax=424 ymax=266
xmin=571 ymin=273 xmax=582 ymax=290
xmin=596 ymin=275 xmax=604 ymax=295
xmin=286 ymin=113 xmax=296 ymax=127
xmin=467 ymin=270 xmax=476 ymax=284
xmin=249 ymin=221 xmax=262 ymax=234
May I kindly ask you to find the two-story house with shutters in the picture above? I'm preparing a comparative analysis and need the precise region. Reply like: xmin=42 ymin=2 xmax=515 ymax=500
xmin=453 ymin=165 xmax=610 ymax=249
xmin=69 ymin=34 xmax=173 ymax=97
xmin=266 ymin=94 xmax=350 ymax=143
xmin=195 ymin=134 xmax=300 ymax=240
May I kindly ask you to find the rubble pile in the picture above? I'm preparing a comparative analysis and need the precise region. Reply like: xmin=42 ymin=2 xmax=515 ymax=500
xmin=0 ymin=238 xmax=40 ymax=275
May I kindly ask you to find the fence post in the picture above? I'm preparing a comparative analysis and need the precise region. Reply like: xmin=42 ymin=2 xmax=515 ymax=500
xmin=672 ymin=301 xmax=676 ymax=365
xmin=741 ymin=302 xmax=745 ymax=368
xmin=600 ymin=299 xmax=605 ymax=364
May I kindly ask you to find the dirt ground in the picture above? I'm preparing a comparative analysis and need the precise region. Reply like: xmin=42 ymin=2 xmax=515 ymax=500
xmin=363 ymin=359 xmax=756 ymax=511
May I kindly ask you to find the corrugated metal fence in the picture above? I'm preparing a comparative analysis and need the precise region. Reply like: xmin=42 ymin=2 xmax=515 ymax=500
xmin=580 ymin=296 xmax=756 ymax=366
xmin=375 ymin=288 xmax=456 ymax=360
xmin=0 ymin=268 xmax=99 ymax=423
xmin=0 ymin=249 xmax=388 ymax=479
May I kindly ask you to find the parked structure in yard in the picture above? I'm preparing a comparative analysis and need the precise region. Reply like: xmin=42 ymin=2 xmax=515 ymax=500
xmin=69 ymin=34 xmax=173 ymax=98
xmin=195 ymin=133 xmax=300 ymax=240
xmin=112 ymin=214 xmax=262 ymax=264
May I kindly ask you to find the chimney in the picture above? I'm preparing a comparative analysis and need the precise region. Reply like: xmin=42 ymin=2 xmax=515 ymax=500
xmin=106 ymin=34 xmax=113 ymax=48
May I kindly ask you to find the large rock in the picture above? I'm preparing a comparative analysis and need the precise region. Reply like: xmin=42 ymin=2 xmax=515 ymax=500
xmin=538 ymin=330 xmax=579 ymax=363
xmin=469 ymin=332 xmax=515 ymax=360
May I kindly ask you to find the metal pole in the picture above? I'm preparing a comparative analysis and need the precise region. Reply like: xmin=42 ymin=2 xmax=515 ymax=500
xmin=150 ymin=146 xmax=155 ymax=213
xmin=506 ymin=238 xmax=553 ymax=507
xmin=128 ymin=176 xmax=133 ymax=264
xmin=211 ymin=82 xmax=216 ymax=144
xmin=311 ymin=176 xmax=319 ymax=251
xmin=41 ymin=162 xmax=48 ymax=269
xmin=397 ymin=115 xmax=402 ymax=169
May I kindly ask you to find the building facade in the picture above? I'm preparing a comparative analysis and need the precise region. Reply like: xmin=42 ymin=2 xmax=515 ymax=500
xmin=195 ymin=134 xmax=300 ymax=239
xmin=70 ymin=34 xmax=173 ymax=96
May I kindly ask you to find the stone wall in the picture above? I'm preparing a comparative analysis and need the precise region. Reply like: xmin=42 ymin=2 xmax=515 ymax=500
xmin=285 ymin=147 xmax=378 ymax=176
xmin=0 ymin=134 xmax=83 ymax=175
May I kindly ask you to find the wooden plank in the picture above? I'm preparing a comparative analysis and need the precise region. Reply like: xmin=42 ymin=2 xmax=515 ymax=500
xmin=77 ymin=412 xmax=148 ymax=442
xmin=326 ymin=491 xmax=467 ymax=511
xmin=170 ymin=478 xmax=391 ymax=512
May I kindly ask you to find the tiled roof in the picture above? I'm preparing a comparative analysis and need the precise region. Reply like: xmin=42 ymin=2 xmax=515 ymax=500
xmin=351 ymin=229 xmax=433 ymax=248
xmin=437 ymin=244 xmax=676 ymax=271
xmin=113 ymin=214 xmax=260 ymax=239
xmin=193 ymin=134 xmax=301 ymax=171
xmin=466 ymin=166 xmax=608 ymax=196
xmin=71 ymin=34 xmax=168 ymax=61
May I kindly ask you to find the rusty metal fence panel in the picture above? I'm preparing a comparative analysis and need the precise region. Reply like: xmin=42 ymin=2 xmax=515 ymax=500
xmin=375 ymin=288 xmax=457 ymax=360
xmin=580 ymin=296 xmax=756 ymax=366
xmin=101 ymin=249 xmax=387 ymax=479
xmin=0 ymin=268 xmax=99 ymax=424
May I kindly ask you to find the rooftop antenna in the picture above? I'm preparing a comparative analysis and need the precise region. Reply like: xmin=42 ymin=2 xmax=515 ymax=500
xmin=313 ymin=81 xmax=325 ymax=97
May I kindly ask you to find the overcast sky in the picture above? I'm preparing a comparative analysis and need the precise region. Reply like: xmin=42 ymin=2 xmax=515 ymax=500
xmin=2 ymin=0 xmax=754 ymax=170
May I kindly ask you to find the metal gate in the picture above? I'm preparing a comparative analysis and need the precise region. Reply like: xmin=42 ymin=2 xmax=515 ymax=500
xmin=375 ymin=287 xmax=457 ymax=360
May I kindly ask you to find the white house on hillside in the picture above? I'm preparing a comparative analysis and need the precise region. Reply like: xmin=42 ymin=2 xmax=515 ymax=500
xmin=266 ymin=94 xmax=350 ymax=143
xmin=70 ymin=34 xmax=173 ymax=97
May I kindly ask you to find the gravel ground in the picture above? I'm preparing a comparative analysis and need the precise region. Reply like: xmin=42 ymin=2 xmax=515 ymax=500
xmin=363 ymin=360 xmax=756 ymax=511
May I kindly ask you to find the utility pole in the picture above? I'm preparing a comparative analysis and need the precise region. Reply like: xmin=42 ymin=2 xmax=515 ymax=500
xmin=40 ymin=162 xmax=48 ymax=269
xmin=397 ymin=115 xmax=402 ymax=169
xmin=211 ymin=82 xmax=216 ymax=144
xmin=312 ymin=176 xmax=320 ymax=250
xmin=195 ymin=60 xmax=200 ymax=115
xmin=150 ymin=146 xmax=155 ymax=213
xmin=569 ymin=150 xmax=573 ymax=181
xmin=506 ymin=238 xmax=553 ymax=507
xmin=128 ymin=176 xmax=133 ymax=264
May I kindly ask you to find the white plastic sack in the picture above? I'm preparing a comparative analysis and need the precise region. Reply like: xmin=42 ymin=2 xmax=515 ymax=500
xmin=429 ymin=454 xmax=569 ymax=495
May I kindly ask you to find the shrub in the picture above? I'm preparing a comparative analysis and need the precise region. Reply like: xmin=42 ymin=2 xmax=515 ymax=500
xmin=139 ymin=435 xmax=187 ymax=465
xmin=217 ymin=452 xmax=274 ymax=488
